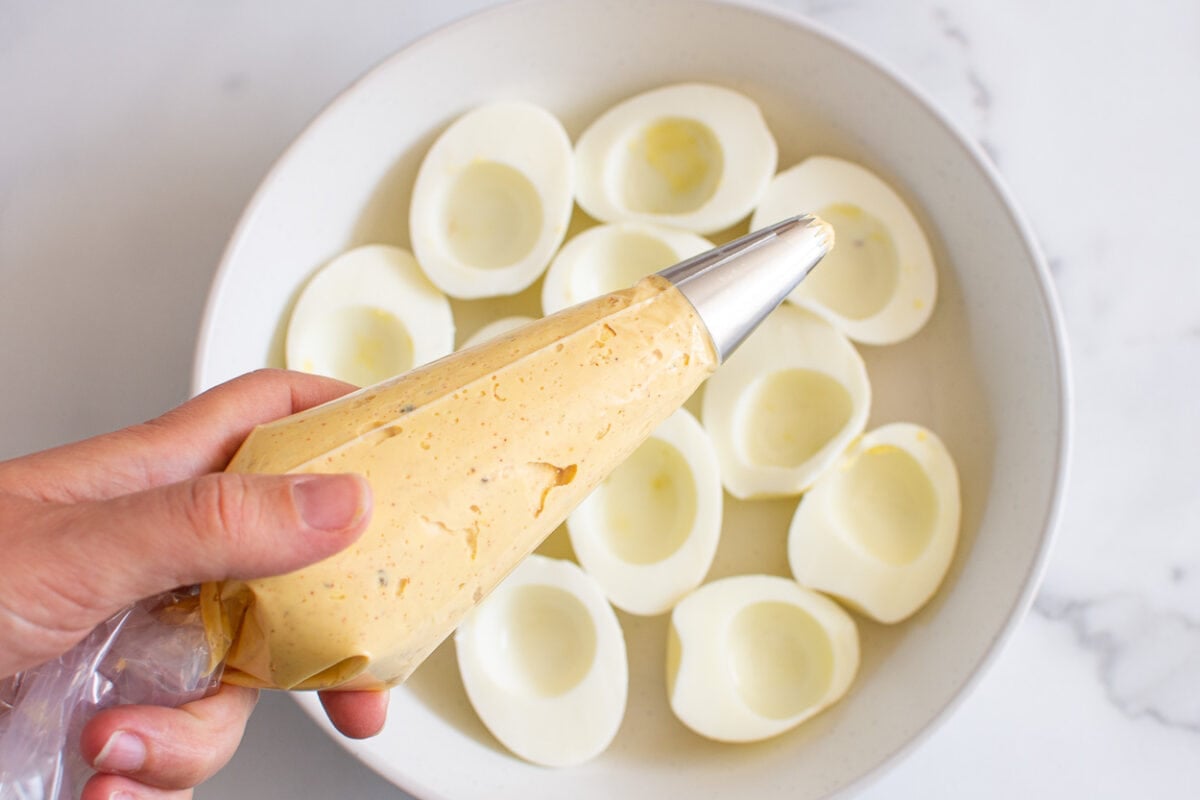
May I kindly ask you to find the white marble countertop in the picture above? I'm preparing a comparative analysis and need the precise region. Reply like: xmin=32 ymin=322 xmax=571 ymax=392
xmin=3 ymin=1 xmax=1198 ymax=797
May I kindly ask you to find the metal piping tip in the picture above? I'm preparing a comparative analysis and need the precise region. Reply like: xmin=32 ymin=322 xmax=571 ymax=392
xmin=656 ymin=215 xmax=834 ymax=363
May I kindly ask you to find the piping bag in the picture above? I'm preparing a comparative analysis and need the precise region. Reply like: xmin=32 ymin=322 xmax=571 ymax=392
xmin=0 ymin=215 xmax=831 ymax=797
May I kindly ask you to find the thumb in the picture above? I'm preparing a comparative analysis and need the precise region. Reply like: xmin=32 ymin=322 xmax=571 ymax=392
xmin=36 ymin=472 xmax=372 ymax=629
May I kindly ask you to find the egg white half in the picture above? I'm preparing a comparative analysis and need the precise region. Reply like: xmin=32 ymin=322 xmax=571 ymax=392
xmin=541 ymin=221 xmax=713 ymax=315
xmin=702 ymin=304 xmax=871 ymax=499
xmin=574 ymin=83 xmax=777 ymax=234
xmin=410 ymin=102 xmax=574 ymax=299
xmin=751 ymin=156 xmax=937 ymax=345
xmin=667 ymin=575 xmax=859 ymax=743
xmin=567 ymin=409 xmax=722 ymax=616
xmin=455 ymin=555 xmax=628 ymax=767
xmin=788 ymin=422 xmax=961 ymax=624
xmin=285 ymin=244 xmax=453 ymax=387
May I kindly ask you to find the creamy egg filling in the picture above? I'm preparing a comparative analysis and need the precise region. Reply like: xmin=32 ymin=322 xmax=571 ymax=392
xmin=735 ymin=368 xmax=853 ymax=469
xmin=621 ymin=118 xmax=724 ymax=214
xmin=798 ymin=202 xmax=900 ymax=321
xmin=441 ymin=160 xmax=544 ymax=270
xmin=728 ymin=600 xmax=834 ymax=720
xmin=475 ymin=584 xmax=597 ymax=698
xmin=598 ymin=437 xmax=698 ymax=565
xmin=832 ymin=444 xmax=938 ymax=566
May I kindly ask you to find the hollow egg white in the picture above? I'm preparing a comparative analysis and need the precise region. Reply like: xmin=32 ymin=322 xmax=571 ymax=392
xmin=702 ymin=304 xmax=871 ymax=499
xmin=567 ymin=408 xmax=722 ymax=616
xmin=788 ymin=422 xmax=961 ymax=624
xmin=410 ymin=102 xmax=574 ymax=299
xmin=455 ymin=555 xmax=627 ymax=767
xmin=574 ymin=83 xmax=776 ymax=234
xmin=285 ymin=244 xmax=453 ymax=387
xmin=751 ymin=156 xmax=937 ymax=345
xmin=541 ymin=221 xmax=712 ymax=315
xmin=667 ymin=575 xmax=859 ymax=743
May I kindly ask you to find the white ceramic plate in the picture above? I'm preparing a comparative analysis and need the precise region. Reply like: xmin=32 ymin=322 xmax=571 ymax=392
xmin=192 ymin=1 xmax=1071 ymax=797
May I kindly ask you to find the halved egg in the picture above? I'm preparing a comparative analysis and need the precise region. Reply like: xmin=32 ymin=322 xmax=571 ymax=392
xmin=701 ymin=304 xmax=870 ymax=499
xmin=409 ymin=102 xmax=574 ymax=299
xmin=541 ymin=222 xmax=713 ymax=315
xmin=667 ymin=575 xmax=859 ymax=743
xmin=460 ymin=315 xmax=536 ymax=350
xmin=788 ymin=422 xmax=961 ymax=624
xmin=455 ymin=555 xmax=627 ymax=767
xmin=285 ymin=244 xmax=453 ymax=387
xmin=750 ymin=156 xmax=937 ymax=344
xmin=574 ymin=84 xmax=777 ymax=234
xmin=567 ymin=409 xmax=722 ymax=616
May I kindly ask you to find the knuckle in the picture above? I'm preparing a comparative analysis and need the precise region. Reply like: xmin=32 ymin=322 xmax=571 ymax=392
xmin=186 ymin=474 xmax=251 ymax=545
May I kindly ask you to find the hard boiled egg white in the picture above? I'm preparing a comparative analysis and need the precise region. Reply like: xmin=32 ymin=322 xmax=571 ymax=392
xmin=788 ymin=422 xmax=961 ymax=624
xmin=285 ymin=244 xmax=453 ymax=387
xmin=574 ymin=83 xmax=777 ymax=234
xmin=410 ymin=102 xmax=574 ymax=299
xmin=567 ymin=409 xmax=722 ymax=616
xmin=702 ymin=303 xmax=871 ymax=499
xmin=667 ymin=575 xmax=859 ymax=743
xmin=460 ymin=315 xmax=537 ymax=350
xmin=751 ymin=156 xmax=937 ymax=345
xmin=455 ymin=555 xmax=627 ymax=767
xmin=541 ymin=222 xmax=712 ymax=315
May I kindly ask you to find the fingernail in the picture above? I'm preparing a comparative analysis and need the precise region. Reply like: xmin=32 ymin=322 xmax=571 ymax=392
xmin=294 ymin=475 xmax=369 ymax=531
xmin=111 ymin=793 xmax=136 ymax=800
xmin=94 ymin=730 xmax=146 ymax=773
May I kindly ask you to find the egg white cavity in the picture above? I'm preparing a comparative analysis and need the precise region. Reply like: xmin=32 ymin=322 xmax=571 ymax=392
xmin=285 ymin=244 xmax=453 ymax=387
xmin=455 ymin=555 xmax=627 ymax=766
xmin=788 ymin=422 xmax=961 ymax=624
xmin=574 ymin=84 xmax=777 ymax=234
xmin=751 ymin=156 xmax=936 ymax=344
xmin=541 ymin=222 xmax=713 ymax=315
xmin=568 ymin=409 xmax=722 ymax=616
xmin=667 ymin=575 xmax=859 ymax=742
xmin=702 ymin=304 xmax=870 ymax=498
xmin=410 ymin=102 xmax=574 ymax=299
xmin=460 ymin=315 xmax=537 ymax=350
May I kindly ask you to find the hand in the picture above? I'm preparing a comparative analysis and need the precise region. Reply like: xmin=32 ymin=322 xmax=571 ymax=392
xmin=0 ymin=369 xmax=389 ymax=799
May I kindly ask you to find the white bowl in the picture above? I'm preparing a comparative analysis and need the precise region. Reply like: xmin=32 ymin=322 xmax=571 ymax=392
xmin=193 ymin=0 xmax=1071 ymax=797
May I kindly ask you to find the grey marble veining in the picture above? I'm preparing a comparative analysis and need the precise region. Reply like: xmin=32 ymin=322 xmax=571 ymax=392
xmin=1036 ymin=592 xmax=1200 ymax=735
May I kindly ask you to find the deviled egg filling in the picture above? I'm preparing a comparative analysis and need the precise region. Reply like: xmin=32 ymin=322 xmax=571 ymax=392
xmin=541 ymin=222 xmax=712 ymax=315
xmin=456 ymin=555 xmax=628 ymax=767
xmin=751 ymin=156 xmax=936 ymax=344
xmin=667 ymin=575 xmax=859 ymax=743
xmin=574 ymin=83 xmax=777 ymax=234
xmin=703 ymin=304 xmax=870 ymax=498
xmin=568 ymin=409 xmax=722 ymax=615
xmin=788 ymin=423 xmax=961 ymax=623
xmin=410 ymin=102 xmax=574 ymax=299
xmin=285 ymin=244 xmax=453 ymax=387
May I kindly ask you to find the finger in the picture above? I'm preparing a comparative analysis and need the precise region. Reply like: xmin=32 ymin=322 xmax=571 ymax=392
xmin=2 ymin=472 xmax=371 ymax=669
xmin=0 ymin=369 xmax=358 ymax=503
xmin=318 ymin=689 xmax=390 ymax=739
xmin=81 ymin=774 xmax=193 ymax=800
xmin=80 ymin=683 xmax=258 ymax=791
